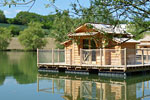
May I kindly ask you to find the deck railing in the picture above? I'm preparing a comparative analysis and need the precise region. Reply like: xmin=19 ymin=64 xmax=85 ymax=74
xmin=37 ymin=48 xmax=150 ymax=67
xmin=37 ymin=49 xmax=66 ymax=64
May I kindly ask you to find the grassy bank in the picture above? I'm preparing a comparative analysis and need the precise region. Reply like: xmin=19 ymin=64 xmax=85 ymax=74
xmin=7 ymin=37 xmax=56 ymax=51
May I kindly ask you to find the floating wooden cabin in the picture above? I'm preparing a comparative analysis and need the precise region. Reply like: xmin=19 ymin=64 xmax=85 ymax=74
xmin=37 ymin=23 xmax=150 ymax=74
xmin=62 ymin=23 xmax=139 ymax=66
xmin=138 ymin=35 xmax=150 ymax=48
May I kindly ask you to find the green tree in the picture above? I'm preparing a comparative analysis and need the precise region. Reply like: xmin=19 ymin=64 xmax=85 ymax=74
xmin=15 ymin=11 xmax=54 ymax=27
xmin=50 ymin=10 xmax=79 ymax=48
xmin=19 ymin=22 xmax=47 ymax=50
xmin=0 ymin=10 xmax=6 ymax=23
xmin=9 ymin=25 xmax=21 ymax=36
xmin=0 ymin=27 xmax=11 ymax=50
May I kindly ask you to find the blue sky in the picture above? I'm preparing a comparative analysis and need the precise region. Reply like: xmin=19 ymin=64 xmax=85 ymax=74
xmin=0 ymin=0 xmax=90 ymax=18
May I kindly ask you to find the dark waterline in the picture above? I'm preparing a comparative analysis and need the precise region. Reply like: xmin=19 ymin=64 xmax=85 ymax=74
xmin=0 ymin=51 xmax=150 ymax=100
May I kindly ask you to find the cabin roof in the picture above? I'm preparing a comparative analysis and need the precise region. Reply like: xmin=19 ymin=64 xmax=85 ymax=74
xmin=61 ymin=40 xmax=72 ymax=45
xmin=90 ymin=23 xmax=129 ymax=34
xmin=139 ymin=35 xmax=150 ymax=42
xmin=138 ymin=43 xmax=150 ymax=46
xmin=68 ymin=32 xmax=98 ymax=36
xmin=113 ymin=38 xmax=140 ymax=43
xmin=74 ymin=23 xmax=133 ymax=37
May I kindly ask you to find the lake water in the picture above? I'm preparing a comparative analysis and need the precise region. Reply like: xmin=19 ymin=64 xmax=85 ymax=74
xmin=0 ymin=51 xmax=150 ymax=100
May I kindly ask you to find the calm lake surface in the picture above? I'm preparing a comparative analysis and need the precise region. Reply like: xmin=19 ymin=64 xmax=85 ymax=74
xmin=0 ymin=51 xmax=150 ymax=100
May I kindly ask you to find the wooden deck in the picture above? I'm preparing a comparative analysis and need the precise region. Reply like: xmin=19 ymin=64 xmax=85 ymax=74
xmin=38 ymin=62 xmax=150 ymax=73
xmin=37 ymin=49 xmax=150 ymax=75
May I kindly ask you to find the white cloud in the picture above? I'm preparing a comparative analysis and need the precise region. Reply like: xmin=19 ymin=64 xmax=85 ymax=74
xmin=3 ymin=9 xmax=22 ymax=18
xmin=4 ymin=10 xmax=12 ymax=15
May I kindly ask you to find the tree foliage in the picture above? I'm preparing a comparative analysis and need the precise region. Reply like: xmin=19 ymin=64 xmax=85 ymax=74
xmin=19 ymin=22 xmax=47 ymax=50
xmin=50 ymin=11 xmax=80 ymax=48
xmin=0 ymin=10 xmax=6 ymax=23
xmin=8 ymin=25 xmax=21 ymax=36
xmin=0 ymin=27 xmax=11 ymax=50
xmin=71 ymin=0 xmax=150 ymax=36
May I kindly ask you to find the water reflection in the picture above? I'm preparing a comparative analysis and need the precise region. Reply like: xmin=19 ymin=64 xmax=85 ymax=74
xmin=37 ymin=73 xmax=150 ymax=100
xmin=0 ymin=51 xmax=37 ymax=85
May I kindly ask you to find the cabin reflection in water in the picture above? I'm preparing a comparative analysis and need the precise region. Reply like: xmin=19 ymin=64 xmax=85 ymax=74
xmin=37 ymin=73 xmax=150 ymax=100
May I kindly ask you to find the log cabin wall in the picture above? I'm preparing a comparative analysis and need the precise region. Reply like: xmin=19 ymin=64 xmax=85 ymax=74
xmin=121 ymin=43 xmax=137 ymax=65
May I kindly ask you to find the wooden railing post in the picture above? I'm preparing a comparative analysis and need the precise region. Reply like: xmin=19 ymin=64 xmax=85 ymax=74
xmin=124 ymin=48 xmax=127 ymax=71
xmin=142 ymin=49 xmax=144 ymax=65
xmin=37 ymin=48 xmax=39 ymax=67
xmin=58 ymin=49 xmax=60 ymax=63
xmin=80 ymin=48 xmax=82 ymax=65
xmin=52 ymin=48 xmax=54 ymax=64
xmin=70 ymin=49 xmax=72 ymax=65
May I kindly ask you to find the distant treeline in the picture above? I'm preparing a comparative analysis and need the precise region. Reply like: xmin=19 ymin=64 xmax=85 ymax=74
xmin=0 ymin=10 xmax=54 ymax=29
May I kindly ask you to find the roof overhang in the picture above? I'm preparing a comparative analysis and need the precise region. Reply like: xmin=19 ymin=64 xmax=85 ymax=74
xmin=113 ymin=38 xmax=140 ymax=44
xmin=138 ymin=43 xmax=150 ymax=46
xmin=61 ymin=40 xmax=72 ymax=45
xmin=68 ymin=32 xmax=99 ymax=37
xmin=72 ymin=23 xmax=134 ymax=38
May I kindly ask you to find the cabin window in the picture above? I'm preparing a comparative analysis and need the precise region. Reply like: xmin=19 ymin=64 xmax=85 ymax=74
xmin=83 ymin=39 xmax=89 ymax=49
xmin=91 ymin=39 xmax=96 ymax=49
xmin=83 ymin=39 xmax=96 ymax=61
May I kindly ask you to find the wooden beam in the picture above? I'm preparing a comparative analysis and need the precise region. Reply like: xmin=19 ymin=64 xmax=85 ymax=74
xmin=52 ymin=48 xmax=54 ymax=64
xmin=65 ymin=48 xmax=67 ymax=64
xmin=80 ymin=48 xmax=82 ymax=65
xmin=100 ymin=49 xmax=102 ymax=66
xmin=124 ymin=48 xmax=127 ymax=71
xmin=146 ymin=48 xmax=149 ymax=64
xmin=58 ymin=49 xmax=60 ymax=63
xmin=70 ymin=49 xmax=72 ymax=65
xmin=90 ymin=49 xmax=92 ymax=64
xmin=142 ymin=49 xmax=144 ymax=65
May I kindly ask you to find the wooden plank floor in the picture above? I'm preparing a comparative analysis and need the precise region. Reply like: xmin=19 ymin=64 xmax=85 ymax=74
xmin=38 ymin=62 xmax=150 ymax=73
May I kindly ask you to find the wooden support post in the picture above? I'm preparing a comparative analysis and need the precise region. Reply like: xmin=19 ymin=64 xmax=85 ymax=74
xmin=124 ymin=48 xmax=127 ymax=71
xmin=120 ymin=49 xmax=122 ymax=65
xmin=100 ymin=49 xmax=102 ymax=66
xmin=52 ymin=48 xmax=54 ymax=64
xmin=89 ymin=49 xmax=92 ymax=64
xmin=146 ymin=48 xmax=149 ymax=64
xmin=80 ymin=48 xmax=82 ymax=66
xmin=58 ymin=49 xmax=60 ymax=63
xmin=70 ymin=49 xmax=72 ymax=65
xmin=65 ymin=48 xmax=67 ymax=64
xmin=142 ymin=49 xmax=144 ymax=65
xmin=37 ymin=48 xmax=39 ymax=67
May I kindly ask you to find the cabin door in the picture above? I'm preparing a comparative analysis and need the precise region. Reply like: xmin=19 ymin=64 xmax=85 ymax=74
xmin=82 ymin=39 xmax=96 ymax=64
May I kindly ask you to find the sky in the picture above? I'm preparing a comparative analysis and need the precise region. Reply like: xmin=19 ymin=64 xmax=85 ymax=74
xmin=0 ymin=0 xmax=90 ymax=18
